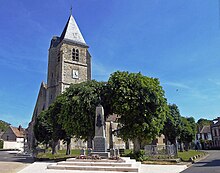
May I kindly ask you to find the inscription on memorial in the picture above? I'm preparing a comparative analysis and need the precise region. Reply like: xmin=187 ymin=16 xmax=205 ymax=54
xmin=96 ymin=114 xmax=103 ymax=127
xmin=94 ymin=137 xmax=106 ymax=152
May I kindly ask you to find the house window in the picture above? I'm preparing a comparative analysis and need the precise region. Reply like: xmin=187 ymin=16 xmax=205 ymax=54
xmin=204 ymin=133 xmax=207 ymax=140
xmin=213 ymin=129 xmax=215 ymax=136
xmin=72 ymin=48 xmax=79 ymax=61
xmin=6 ymin=136 xmax=9 ymax=141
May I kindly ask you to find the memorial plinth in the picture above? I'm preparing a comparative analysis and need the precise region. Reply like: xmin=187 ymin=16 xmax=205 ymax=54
xmin=92 ymin=105 xmax=109 ymax=158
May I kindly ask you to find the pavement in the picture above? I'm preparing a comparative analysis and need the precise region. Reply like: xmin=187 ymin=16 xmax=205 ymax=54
xmin=0 ymin=150 xmax=34 ymax=173
xmin=17 ymin=161 xmax=188 ymax=173
xmin=0 ymin=162 xmax=29 ymax=173
xmin=0 ymin=150 xmax=188 ymax=173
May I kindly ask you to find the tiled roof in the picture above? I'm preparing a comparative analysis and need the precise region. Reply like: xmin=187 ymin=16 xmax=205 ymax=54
xmin=10 ymin=126 xmax=25 ymax=138
xmin=200 ymin=125 xmax=211 ymax=134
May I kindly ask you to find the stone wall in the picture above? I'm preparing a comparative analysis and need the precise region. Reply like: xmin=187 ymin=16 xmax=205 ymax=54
xmin=27 ymin=82 xmax=47 ymax=150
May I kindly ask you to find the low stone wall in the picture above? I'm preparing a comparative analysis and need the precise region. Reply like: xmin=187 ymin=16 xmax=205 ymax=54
xmin=3 ymin=141 xmax=24 ymax=151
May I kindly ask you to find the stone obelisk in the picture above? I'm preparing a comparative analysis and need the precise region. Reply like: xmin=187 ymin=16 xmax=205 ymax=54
xmin=92 ymin=104 xmax=109 ymax=158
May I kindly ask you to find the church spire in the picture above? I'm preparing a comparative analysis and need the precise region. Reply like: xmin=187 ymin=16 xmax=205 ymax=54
xmin=60 ymin=13 xmax=87 ymax=46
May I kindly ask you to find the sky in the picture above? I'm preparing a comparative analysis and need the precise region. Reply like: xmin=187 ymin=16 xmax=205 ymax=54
xmin=0 ymin=0 xmax=220 ymax=127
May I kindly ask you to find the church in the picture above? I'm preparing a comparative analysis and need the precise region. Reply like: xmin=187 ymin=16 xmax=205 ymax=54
xmin=27 ymin=13 xmax=92 ymax=150
xmin=27 ymin=12 xmax=165 ymax=151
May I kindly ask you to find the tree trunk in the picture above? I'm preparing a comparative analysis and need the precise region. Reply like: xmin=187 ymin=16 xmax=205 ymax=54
xmin=109 ymin=122 xmax=114 ymax=149
xmin=66 ymin=138 xmax=71 ymax=155
xmin=133 ymin=138 xmax=141 ymax=153
xmin=179 ymin=142 xmax=184 ymax=152
xmin=174 ymin=139 xmax=178 ymax=157
xmin=52 ymin=140 xmax=58 ymax=155
xmin=184 ymin=142 xmax=189 ymax=151
xmin=87 ymin=135 xmax=93 ymax=149
xmin=125 ymin=140 xmax=129 ymax=149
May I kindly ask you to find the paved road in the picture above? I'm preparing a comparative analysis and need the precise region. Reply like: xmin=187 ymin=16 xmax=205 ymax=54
xmin=181 ymin=150 xmax=220 ymax=173
xmin=0 ymin=150 xmax=34 ymax=163
xmin=0 ymin=150 xmax=34 ymax=173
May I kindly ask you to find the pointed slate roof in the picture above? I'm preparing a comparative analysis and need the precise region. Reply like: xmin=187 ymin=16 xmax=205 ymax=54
xmin=60 ymin=15 xmax=87 ymax=46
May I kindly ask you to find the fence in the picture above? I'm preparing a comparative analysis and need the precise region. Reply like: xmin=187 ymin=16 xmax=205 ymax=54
xmin=144 ymin=144 xmax=177 ymax=157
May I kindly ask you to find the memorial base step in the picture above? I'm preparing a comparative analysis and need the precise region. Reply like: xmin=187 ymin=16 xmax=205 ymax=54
xmin=47 ymin=157 xmax=140 ymax=172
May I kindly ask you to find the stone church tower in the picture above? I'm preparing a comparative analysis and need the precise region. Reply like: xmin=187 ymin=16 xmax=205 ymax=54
xmin=27 ymin=14 xmax=91 ymax=150
xmin=46 ymin=15 xmax=91 ymax=107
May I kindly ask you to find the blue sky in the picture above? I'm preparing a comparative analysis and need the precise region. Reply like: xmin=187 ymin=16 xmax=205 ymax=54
xmin=0 ymin=0 xmax=220 ymax=127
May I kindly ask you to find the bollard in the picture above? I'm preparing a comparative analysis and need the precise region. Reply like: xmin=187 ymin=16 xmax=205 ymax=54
xmin=115 ymin=149 xmax=120 ymax=157
xmin=110 ymin=148 xmax=115 ymax=157
xmin=80 ymin=148 xmax=86 ymax=155
xmin=88 ymin=148 xmax=93 ymax=156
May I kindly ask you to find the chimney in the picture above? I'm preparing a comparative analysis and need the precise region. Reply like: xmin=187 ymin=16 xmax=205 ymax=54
xmin=18 ymin=125 xmax=22 ymax=131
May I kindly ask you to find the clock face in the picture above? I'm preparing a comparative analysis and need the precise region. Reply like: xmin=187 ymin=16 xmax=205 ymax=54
xmin=72 ymin=70 xmax=79 ymax=79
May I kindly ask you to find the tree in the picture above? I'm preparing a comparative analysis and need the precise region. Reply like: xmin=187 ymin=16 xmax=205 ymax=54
xmin=61 ymin=80 xmax=105 ymax=148
xmin=107 ymin=71 xmax=168 ymax=153
xmin=163 ymin=104 xmax=182 ymax=144
xmin=0 ymin=120 xmax=10 ymax=132
xmin=179 ymin=117 xmax=196 ymax=151
xmin=197 ymin=118 xmax=211 ymax=131
xmin=47 ymin=95 xmax=69 ymax=154
xmin=34 ymin=95 xmax=69 ymax=155
xmin=34 ymin=111 xmax=52 ymax=147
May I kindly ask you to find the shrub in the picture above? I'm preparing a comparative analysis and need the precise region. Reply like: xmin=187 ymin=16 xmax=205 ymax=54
xmin=124 ymin=150 xmax=149 ymax=162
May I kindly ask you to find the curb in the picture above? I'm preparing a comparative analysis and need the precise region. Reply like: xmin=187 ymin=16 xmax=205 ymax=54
xmin=187 ymin=152 xmax=209 ymax=167
xmin=189 ymin=152 xmax=208 ymax=162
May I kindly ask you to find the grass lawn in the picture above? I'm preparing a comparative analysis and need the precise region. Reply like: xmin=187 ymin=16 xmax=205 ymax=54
xmin=123 ymin=149 xmax=133 ymax=155
xmin=36 ymin=149 xmax=80 ymax=160
xmin=178 ymin=150 xmax=205 ymax=162
xmin=36 ymin=148 xmax=205 ymax=162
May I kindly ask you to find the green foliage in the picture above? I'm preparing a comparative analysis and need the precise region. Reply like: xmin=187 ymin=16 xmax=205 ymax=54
xmin=34 ymin=71 xmax=172 ymax=154
xmin=107 ymin=71 xmax=168 ymax=151
xmin=163 ymin=104 xmax=182 ymax=144
xmin=179 ymin=117 xmax=196 ymax=144
xmin=0 ymin=120 xmax=10 ymax=132
xmin=124 ymin=150 xmax=148 ymax=162
xmin=34 ymin=95 xmax=69 ymax=154
xmin=197 ymin=118 xmax=211 ymax=130
xmin=178 ymin=150 xmax=205 ymax=162
xmin=47 ymin=95 xmax=67 ymax=142
xmin=61 ymin=80 xmax=105 ymax=144
xmin=34 ymin=111 xmax=52 ymax=145
xmin=36 ymin=149 xmax=80 ymax=160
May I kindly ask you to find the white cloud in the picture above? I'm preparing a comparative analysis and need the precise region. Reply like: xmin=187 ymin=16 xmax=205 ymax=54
xmin=208 ymin=79 xmax=220 ymax=86
xmin=162 ymin=81 xmax=190 ymax=89
xmin=92 ymin=61 xmax=115 ymax=81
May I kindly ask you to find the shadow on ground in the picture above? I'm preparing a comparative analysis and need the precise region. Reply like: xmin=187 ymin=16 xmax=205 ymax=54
xmin=0 ymin=151 xmax=34 ymax=163
xmin=193 ymin=159 xmax=220 ymax=167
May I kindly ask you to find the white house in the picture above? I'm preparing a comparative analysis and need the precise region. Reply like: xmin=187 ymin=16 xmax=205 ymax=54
xmin=1 ymin=125 xmax=26 ymax=151
xmin=196 ymin=125 xmax=212 ymax=141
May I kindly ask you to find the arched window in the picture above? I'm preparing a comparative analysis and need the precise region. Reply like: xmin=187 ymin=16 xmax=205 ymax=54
xmin=72 ymin=48 xmax=79 ymax=61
